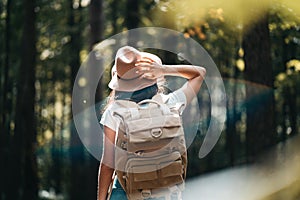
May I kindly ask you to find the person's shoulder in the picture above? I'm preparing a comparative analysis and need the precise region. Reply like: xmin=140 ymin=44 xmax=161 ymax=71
xmin=104 ymin=101 xmax=123 ymax=111
xmin=100 ymin=101 xmax=123 ymax=130
xmin=164 ymin=89 xmax=187 ymax=105
xmin=101 ymin=102 xmax=123 ymax=120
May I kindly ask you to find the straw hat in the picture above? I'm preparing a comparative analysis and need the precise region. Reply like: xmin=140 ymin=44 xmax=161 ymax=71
xmin=108 ymin=46 xmax=162 ymax=92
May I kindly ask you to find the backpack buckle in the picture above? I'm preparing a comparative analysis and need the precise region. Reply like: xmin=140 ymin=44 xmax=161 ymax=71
xmin=151 ymin=128 xmax=162 ymax=138
xmin=121 ymin=141 xmax=127 ymax=149
xmin=141 ymin=189 xmax=151 ymax=198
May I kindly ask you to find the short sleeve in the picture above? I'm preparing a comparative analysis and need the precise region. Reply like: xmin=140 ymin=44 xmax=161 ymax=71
xmin=165 ymin=89 xmax=187 ymax=112
xmin=100 ymin=105 xmax=117 ymax=131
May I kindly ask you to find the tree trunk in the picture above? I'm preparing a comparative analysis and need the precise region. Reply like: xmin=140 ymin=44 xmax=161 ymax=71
xmin=68 ymin=0 xmax=86 ymax=199
xmin=10 ymin=0 xmax=38 ymax=199
xmin=88 ymin=1 xmax=104 ymax=199
xmin=242 ymin=13 xmax=276 ymax=162
xmin=111 ymin=0 xmax=119 ymax=35
xmin=1 ymin=0 xmax=11 ymax=198
xmin=287 ymin=85 xmax=297 ymax=136
xmin=226 ymin=48 xmax=241 ymax=166
xmin=125 ymin=0 xmax=139 ymax=46
xmin=50 ymin=77 xmax=63 ymax=194
xmin=89 ymin=0 xmax=103 ymax=50
xmin=89 ymin=0 xmax=104 ymax=103
xmin=226 ymin=80 xmax=237 ymax=166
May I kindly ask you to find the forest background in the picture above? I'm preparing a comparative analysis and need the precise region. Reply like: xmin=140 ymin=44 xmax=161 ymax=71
xmin=0 ymin=0 xmax=299 ymax=199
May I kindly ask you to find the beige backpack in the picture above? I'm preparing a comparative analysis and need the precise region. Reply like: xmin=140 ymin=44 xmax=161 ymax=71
xmin=113 ymin=95 xmax=187 ymax=199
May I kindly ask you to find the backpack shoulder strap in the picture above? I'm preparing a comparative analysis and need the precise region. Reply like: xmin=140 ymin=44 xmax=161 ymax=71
xmin=152 ymin=93 xmax=169 ymax=104
xmin=114 ymin=99 xmax=137 ymax=108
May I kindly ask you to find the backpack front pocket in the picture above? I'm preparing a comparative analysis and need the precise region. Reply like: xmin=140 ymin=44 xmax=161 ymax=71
xmin=124 ymin=151 xmax=184 ymax=193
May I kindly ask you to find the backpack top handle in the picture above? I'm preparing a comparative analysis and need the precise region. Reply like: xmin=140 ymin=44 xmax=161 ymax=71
xmin=137 ymin=99 xmax=170 ymax=115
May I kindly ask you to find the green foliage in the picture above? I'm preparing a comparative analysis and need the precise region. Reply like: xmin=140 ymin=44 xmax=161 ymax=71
xmin=0 ymin=0 xmax=299 ymax=198
xmin=182 ymin=8 xmax=242 ymax=78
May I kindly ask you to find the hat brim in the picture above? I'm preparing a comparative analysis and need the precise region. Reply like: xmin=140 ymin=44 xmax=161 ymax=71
xmin=108 ymin=72 xmax=157 ymax=92
xmin=108 ymin=47 xmax=161 ymax=92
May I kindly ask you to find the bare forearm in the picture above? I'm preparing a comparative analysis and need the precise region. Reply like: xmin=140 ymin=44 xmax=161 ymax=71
xmin=162 ymin=64 xmax=206 ymax=103
xmin=97 ymin=163 xmax=114 ymax=200
xmin=162 ymin=65 xmax=206 ymax=80
xmin=135 ymin=60 xmax=206 ymax=103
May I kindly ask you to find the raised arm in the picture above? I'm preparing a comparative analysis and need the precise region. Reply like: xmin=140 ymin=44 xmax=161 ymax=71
xmin=135 ymin=59 xmax=206 ymax=104
xmin=161 ymin=64 xmax=206 ymax=103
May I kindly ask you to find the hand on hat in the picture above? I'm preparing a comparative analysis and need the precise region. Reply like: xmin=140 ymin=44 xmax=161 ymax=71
xmin=135 ymin=58 xmax=164 ymax=80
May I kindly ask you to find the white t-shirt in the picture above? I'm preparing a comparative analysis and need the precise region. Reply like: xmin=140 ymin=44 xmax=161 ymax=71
xmin=100 ymin=89 xmax=187 ymax=131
